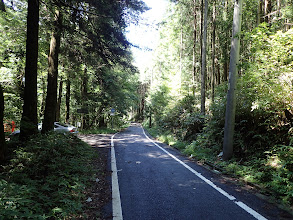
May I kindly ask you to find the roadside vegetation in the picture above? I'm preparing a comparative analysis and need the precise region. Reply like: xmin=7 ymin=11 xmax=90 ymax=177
xmin=0 ymin=133 xmax=97 ymax=219
xmin=79 ymin=120 xmax=130 ymax=135
xmin=1 ymin=0 xmax=293 ymax=217
xmin=0 ymin=0 xmax=145 ymax=216
xmin=139 ymin=1 xmax=293 ymax=209
xmin=145 ymin=125 xmax=293 ymax=208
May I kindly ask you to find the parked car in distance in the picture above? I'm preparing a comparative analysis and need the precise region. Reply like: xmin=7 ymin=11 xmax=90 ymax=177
xmin=52 ymin=122 xmax=79 ymax=134
xmin=10 ymin=122 xmax=78 ymax=136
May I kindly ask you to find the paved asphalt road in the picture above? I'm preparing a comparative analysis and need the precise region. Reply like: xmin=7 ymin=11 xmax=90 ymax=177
xmin=111 ymin=123 xmax=291 ymax=220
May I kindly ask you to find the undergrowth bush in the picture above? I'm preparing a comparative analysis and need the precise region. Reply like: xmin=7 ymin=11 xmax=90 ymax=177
xmin=80 ymin=127 xmax=118 ymax=134
xmin=0 ymin=132 xmax=96 ymax=219
xmin=193 ymin=26 xmax=293 ymax=158
xmin=158 ymin=95 xmax=204 ymax=141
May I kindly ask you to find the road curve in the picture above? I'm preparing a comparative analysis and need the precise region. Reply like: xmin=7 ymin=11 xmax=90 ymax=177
xmin=112 ymin=123 xmax=291 ymax=220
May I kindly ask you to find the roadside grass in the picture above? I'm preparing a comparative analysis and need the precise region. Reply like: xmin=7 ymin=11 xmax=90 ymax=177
xmin=79 ymin=123 xmax=130 ymax=135
xmin=80 ymin=127 xmax=118 ymax=134
xmin=146 ymin=126 xmax=189 ymax=153
xmin=144 ymin=125 xmax=293 ymax=208
xmin=0 ymin=132 xmax=97 ymax=219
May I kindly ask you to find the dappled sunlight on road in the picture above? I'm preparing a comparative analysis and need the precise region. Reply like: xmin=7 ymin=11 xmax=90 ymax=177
xmin=145 ymin=151 xmax=170 ymax=160
xmin=78 ymin=134 xmax=112 ymax=148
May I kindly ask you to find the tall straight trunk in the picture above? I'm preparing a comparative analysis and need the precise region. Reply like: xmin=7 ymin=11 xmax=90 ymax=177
xmin=98 ymin=114 xmax=106 ymax=128
xmin=0 ymin=0 xmax=5 ymax=12
xmin=42 ymin=9 xmax=62 ymax=133
xmin=257 ymin=0 xmax=262 ymax=25
xmin=39 ymin=74 xmax=46 ymax=120
xmin=264 ymin=0 xmax=272 ymax=23
xmin=0 ymin=85 xmax=5 ymax=161
xmin=277 ymin=0 xmax=280 ymax=12
xmin=223 ymin=0 xmax=243 ymax=160
xmin=216 ymin=62 xmax=221 ymax=85
xmin=55 ymin=80 xmax=63 ymax=122
xmin=149 ymin=107 xmax=152 ymax=128
xmin=222 ymin=0 xmax=229 ymax=82
xmin=200 ymin=0 xmax=203 ymax=67
xmin=65 ymin=77 xmax=70 ymax=123
xmin=179 ymin=25 xmax=183 ymax=94
xmin=20 ymin=0 xmax=39 ymax=140
xmin=81 ymin=67 xmax=89 ymax=129
xmin=201 ymin=0 xmax=208 ymax=115
xmin=211 ymin=2 xmax=216 ymax=102
xmin=223 ymin=60 xmax=228 ymax=81
xmin=192 ymin=0 xmax=197 ymax=96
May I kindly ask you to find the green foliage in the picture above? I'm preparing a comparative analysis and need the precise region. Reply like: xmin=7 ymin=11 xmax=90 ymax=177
xmin=0 ymin=3 xmax=27 ymax=125
xmin=148 ymin=124 xmax=293 ymax=205
xmin=215 ymin=145 xmax=293 ymax=205
xmin=191 ymin=26 xmax=293 ymax=157
xmin=147 ymin=84 xmax=170 ymax=124
xmin=184 ymin=141 xmax=216 ymax=162
xmin=1 ymin=0 xmax=146 ymax=133
xmin=157 ymin=95 xmax=204 ymax=141
xmin=79 ymin=121 xmax=130 ymax=134
xmin=145 ymin=23 xmax=293 ymax=206
xmin=0 ymin=133 xmax=96 ymax=219
xmin=144 ymin=125 xmax=188 ymax=150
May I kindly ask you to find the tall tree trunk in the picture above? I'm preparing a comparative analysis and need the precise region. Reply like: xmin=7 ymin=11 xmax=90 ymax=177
xmin=65 ymin=77 xmax=70 ymax=123
xmin=201 ymin=0 xmax=208 ymax=115
xmin=223 ymin=0 xmax=243 ymax=160
xmin=192 ymin=0 xmax=197 ymax=96
xmin=211 ymin=1 xmax=216 ymax=102
xmin=216 ymin=62 xmax=221 ymax=85
xmin=81 ymin=66 xmax=89 ymax=129
xmin=149 ymin=106 xmax=152 ymax=128
xmin=39 ymin=74 xmax=46 ymax=120
xmin=200 ymin=0 xmax=203 ymax=71
xmin=264 ymin=0 xmax=272 ymax=23
xmin=98 ymin=114 xmax=106 ymax=128
xmin=42 ymin=9 xmax=62 ymax=133
xmin=0 ymin=0 xmax=5 ymax=12
xmin=95 ymin=105 xmax=104 ymax=128
xmin=179 ymin=25 xmax=183 ymax=95
xmin=223 ymin=60 xmax=228 ymax=81
xmin=223 ymin=0 xmax=229 ymax=82
xmin=20 ymin=0 xmax=39 ymax=140
xmin=257 ymin=0 xmax=263 ymax=25
xmin=55 ymin=80 xmax=63 ymax=122
xmin=0 ymin=85 xmax=5 ymax=161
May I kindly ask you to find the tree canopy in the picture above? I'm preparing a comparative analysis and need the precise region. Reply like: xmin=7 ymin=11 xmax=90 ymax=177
xmin=0 ymin=0 xmax=147 ymax=141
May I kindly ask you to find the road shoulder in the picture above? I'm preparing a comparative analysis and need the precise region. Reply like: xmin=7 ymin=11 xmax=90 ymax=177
xmin=78 ymin=134 xmax=113 ymax=220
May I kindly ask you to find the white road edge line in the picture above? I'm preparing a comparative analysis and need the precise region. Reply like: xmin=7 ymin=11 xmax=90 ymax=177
xmin=111 ymin=133 xmax=123 ymax=220
xmin=141 ymin=126 xmax=267 ymax=220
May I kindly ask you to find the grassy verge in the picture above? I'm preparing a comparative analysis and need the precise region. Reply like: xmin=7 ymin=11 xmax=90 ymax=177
xmin=146 ymin=126 xmax=189 ymax=150
xmin=144 ymin=125 xmax=293 ymax=209
xmin=79 ymin=127 xmax=118 ymax=135
xmin=79 ymin=124 xmax=130 ymax=135
xmin=0 ymin=132 xmax=97 ymax=219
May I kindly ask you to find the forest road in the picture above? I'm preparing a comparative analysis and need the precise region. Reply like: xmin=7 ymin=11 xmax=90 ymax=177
xmin=111 ymin=123 xmax=291 ymax=220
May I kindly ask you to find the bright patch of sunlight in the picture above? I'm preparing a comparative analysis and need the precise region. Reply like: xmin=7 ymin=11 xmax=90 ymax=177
xmin=251 ymin=101 xmax=260 ymax=112
xmin=146 ymin=152 xmax=169 ymax=159
xmin=266 ymin=155 xmax=282 ymax=169
xmin=243 ymin=175 xmax=255 ymax=183
xmin=0 ymin=67 xmax=13 ymax=81
xmin=126 ymin=0 xmax=170 ymax=76
xmin=168 ymin=71 xmax=182 ymax=97
xmin=169 ymin=141 xmax=176 ymax=146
